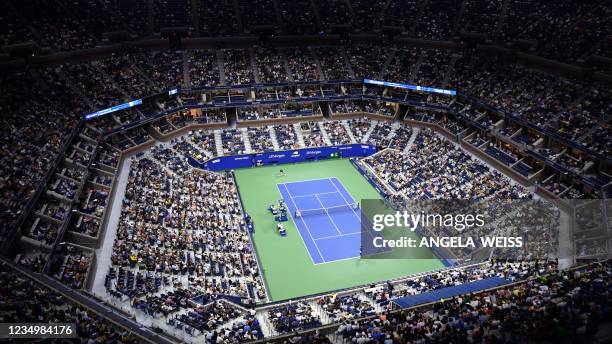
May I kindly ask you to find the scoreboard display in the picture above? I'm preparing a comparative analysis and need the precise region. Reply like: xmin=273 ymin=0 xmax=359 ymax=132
xmin=84 ymin=99 xmax=143 ymax=120
xmin=364 ymin=79 xmax=457 ymax=96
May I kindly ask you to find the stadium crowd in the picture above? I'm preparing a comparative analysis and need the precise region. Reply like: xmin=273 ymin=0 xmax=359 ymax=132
xmin=0 ymin=1 xmax=610 ymax=340
xmin=268 ymin=302 xmax=322 ymax=334
xmin=0 ymin=0 xmax=608 ymax=69
xmin=322 ymin=121 xmax=354 ymax=145
xmin=0 ymin=261 xmax=137 ymax=343
xmin=365 ymin=128 xmax=530 ymax=199
xmin=318 ymin=293 xmax=376 ymax=323
xmin=106 ymin=154 xmax=265 ymax=301
xmin=337 ymin=260 xmax=611 ymax=343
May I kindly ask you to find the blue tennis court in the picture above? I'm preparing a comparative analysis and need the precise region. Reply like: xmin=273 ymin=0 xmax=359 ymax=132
xmin=277 ymin=178 xmax=363 ymax=264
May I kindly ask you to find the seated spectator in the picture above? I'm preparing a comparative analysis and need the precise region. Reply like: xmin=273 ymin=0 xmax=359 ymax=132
xmin=0 ymin=262 xmax=137 ymax=342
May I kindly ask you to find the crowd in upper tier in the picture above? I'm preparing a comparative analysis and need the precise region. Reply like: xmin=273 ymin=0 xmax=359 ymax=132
xmin=0 ymin=3 xmax=610 ymax=340
xmin=1 ymin=45 xmax=609 ymax=266
xmin=1 ymin=0 xmax=609 ymax=67
xmin=1 ymin=41 xmax=608 ymax=174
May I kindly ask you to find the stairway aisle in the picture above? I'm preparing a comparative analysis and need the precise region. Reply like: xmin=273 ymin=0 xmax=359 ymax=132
xmin=182 ymin=50 xmax=190 ymax=87
xmin=214 ymin=129 xmax=224 ymax=156
xmin=241 ymin=127 xmax=253 ymax=153
xmin=340 ymin=50 xmax=357 ymax=79
xmin=268 ymin=126 xmax=281 ymax=150
xmin=217 ymin=50 xmax=227 ymax=85
xmin=403 ymin=128 xmax=420 ymax=153
xmin=362 ymin=121 xmax=377 ymax=144
xmin=293 ymin=123 xmax=307 ymax=148
xmin=342 ymin=120 xmax=358 ymax=144
xmin=279 ymin=49 xmax=295 ymax=82
xmin=386 ymin=122 xmax=401 ymax=141
xmin=318 ymin=121 xmax=333 ymax=145
xmin=255 ymin=311 xmax=276 ymax=338
xmin=309 ymin=48 xmax=326 ymax=81
xmin=249 ymin=48 xmax=261 ymax=84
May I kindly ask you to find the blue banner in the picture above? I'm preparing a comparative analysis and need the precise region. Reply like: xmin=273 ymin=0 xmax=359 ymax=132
xmin=193 ymin=144 xmax=377 ymax=171
xmin=364 ymin=79 xmax=456 ymax=96
xmin=203 ymin=154 xmax=254 ymax=171
xmin=84 ymin=99 xmax=143 ymax=120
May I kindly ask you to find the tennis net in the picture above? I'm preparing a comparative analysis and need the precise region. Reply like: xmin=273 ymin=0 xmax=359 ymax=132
xmin=295 ymin=203 xmax=359 ymax=218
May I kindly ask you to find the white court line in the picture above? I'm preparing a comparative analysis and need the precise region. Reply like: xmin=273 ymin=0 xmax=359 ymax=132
xmin=279 ymin=183 xmax=326 ymax=264
xmin=321 ymin=255 xmax=361 ymax=264
xmin=330 ymin=177 xmax=381 ymax=249
xmin=314 ymin=193 xmax=342 ymax=236
xmin=276 ymin=183 xmax=319 ymax=265
xmin=284 ymin=177 xmax=338 ymax=185
xmin=312 ymin=255 xmax=360 ymax=265
xmin=295 ymin=203 xmax=355 ymax=213
xmin=309 ymin=178 xmax=361 ymax=263
xmin=281 ymin=178 xmax=363 ymax=264
xmin=290 ymin=191 xmax=339 ymax=199
xmin=329 ymin=178 xmax=360 ymax=221
xmin=314 ymin=231 xmax=361 ymax=241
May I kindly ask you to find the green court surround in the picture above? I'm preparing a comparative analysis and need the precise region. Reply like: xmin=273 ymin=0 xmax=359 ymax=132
xmin=234 ymin=159 xmax=444 ymax=301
